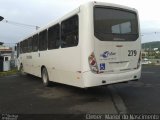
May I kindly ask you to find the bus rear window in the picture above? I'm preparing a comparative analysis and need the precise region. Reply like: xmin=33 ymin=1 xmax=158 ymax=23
xmin=94 ymin=6 xmax=139 ymax=41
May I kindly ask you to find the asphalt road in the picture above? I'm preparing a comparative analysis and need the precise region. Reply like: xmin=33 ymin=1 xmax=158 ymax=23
xmin=114 ymin=65 xmax=160 ymax=114
xmin=0 ymin=74 xmax=117 ymax=114
xmin=0 ymin=65 xmax=160 ymax=115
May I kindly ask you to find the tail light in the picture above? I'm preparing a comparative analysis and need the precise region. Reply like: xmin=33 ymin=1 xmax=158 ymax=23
xmin=88 ymin=52 xmax=99 ymax=73
xmin=137 ymin=51 xmax=141 ymax=69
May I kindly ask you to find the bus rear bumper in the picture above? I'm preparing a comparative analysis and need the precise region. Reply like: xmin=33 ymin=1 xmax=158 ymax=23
xmin=82 ymin=67 xmax=141 ymax=88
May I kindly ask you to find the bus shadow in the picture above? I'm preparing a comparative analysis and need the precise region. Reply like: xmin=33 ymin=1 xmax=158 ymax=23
xmin=50 ymin=81 xmax=111 ymax=99
xmin=19 ymin=74 xmax=111 ymax=100
xmin=17 ymin=74 xmax=115 ymax=114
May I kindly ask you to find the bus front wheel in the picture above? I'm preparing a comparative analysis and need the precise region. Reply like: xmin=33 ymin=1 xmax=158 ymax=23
xmin=41 ymin=67 xmax=50 ymax=87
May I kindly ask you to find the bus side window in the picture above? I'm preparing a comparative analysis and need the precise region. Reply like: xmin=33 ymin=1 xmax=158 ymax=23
xmin=48 ymin=24 xmax=60 ymax=50
xmin=32 ymin=34 xmax=38 ymax=52
xmin=20 ymin=42 xmax=23 ymax=54
xmin=39 ymin=30 xmax=47 ymax=51
xmin=23 ymin=39 xmax=28 ymax=53
xmin=28 ymin=37 xmax=33 ymax=52
xmin=61 ymin=15 xmax=79 ymax=48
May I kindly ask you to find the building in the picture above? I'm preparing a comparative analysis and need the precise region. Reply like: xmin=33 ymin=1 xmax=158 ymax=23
xmin=0 ymin=42 xmax=12 ymax=61
xmin=0 ymin=42 xmax=12 ymax=71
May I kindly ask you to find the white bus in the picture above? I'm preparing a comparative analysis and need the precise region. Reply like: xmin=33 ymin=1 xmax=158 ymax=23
xmin=17 ymin=1 xmax=141 ymax=88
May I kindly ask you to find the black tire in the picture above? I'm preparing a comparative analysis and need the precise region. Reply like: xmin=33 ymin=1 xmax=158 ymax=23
xmin=41 ymin=67 xmax=50 ymax=87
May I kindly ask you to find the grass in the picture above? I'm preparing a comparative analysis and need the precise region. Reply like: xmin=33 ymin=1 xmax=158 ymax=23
xmin=0 ymin=68 xmax=19 ymax=77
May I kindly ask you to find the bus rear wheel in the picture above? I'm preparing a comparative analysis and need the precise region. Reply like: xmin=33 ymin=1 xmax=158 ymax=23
xmin=42 ymin=67 xmax=50 ymax=87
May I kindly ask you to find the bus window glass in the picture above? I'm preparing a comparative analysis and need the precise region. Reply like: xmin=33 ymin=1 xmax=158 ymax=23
xmin=39 ymin=30 xmax=47 ymax=51
xmin=112 ymin=22 xmax=131 ymax=34
xmin=24 ymin=39 xmax=28 ymax=53
xmin=94 ymin=7 xmax=139 ymax=41
xmin=61 ymin=15 xmax=79 ymax=48
xmin=20 ymin=41 xmax=23 ymax=53
xmin=48 ymin=24 xmax=60 ymax=49
xmin=28 ymin=37 xmax=32 ymax=52
xmin=32 ymin=34 xmax=38 ymax=52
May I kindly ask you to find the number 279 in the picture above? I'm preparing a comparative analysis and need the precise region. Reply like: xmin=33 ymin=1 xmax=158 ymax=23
xmin=128 ymin=50 xmax=137 ymax=56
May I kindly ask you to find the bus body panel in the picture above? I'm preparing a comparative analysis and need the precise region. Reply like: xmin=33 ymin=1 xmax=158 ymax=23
xmin=81 ymin=2 xmax=141 ymax=87
xmin=94 ymin=39 xmax=141 ymax=73
xmin=80 ymin=3 xmax=95 ymax=73
xmin=19 ymin=8 xmax=84 ymax=88
xmin=82 ymin=67 xmax=141 ymax=88
xmin=46 ymin=47 xmax=82 ymax=87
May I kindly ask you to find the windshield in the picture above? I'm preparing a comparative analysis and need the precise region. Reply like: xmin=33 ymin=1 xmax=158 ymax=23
xmin=94 ymin=6 xmax=139 ymax=41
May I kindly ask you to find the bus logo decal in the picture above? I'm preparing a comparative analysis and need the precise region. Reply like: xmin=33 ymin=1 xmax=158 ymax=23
xmin=100 ymin=51 xmax=116 ymax=59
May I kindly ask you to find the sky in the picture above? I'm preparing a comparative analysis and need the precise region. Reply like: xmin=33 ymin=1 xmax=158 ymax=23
xmin=0 ymin=0 xmax=160 ymax=46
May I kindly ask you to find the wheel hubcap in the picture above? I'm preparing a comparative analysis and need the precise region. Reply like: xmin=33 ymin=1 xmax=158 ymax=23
xmin=43 ymin=69 xmax=48 ymax=83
